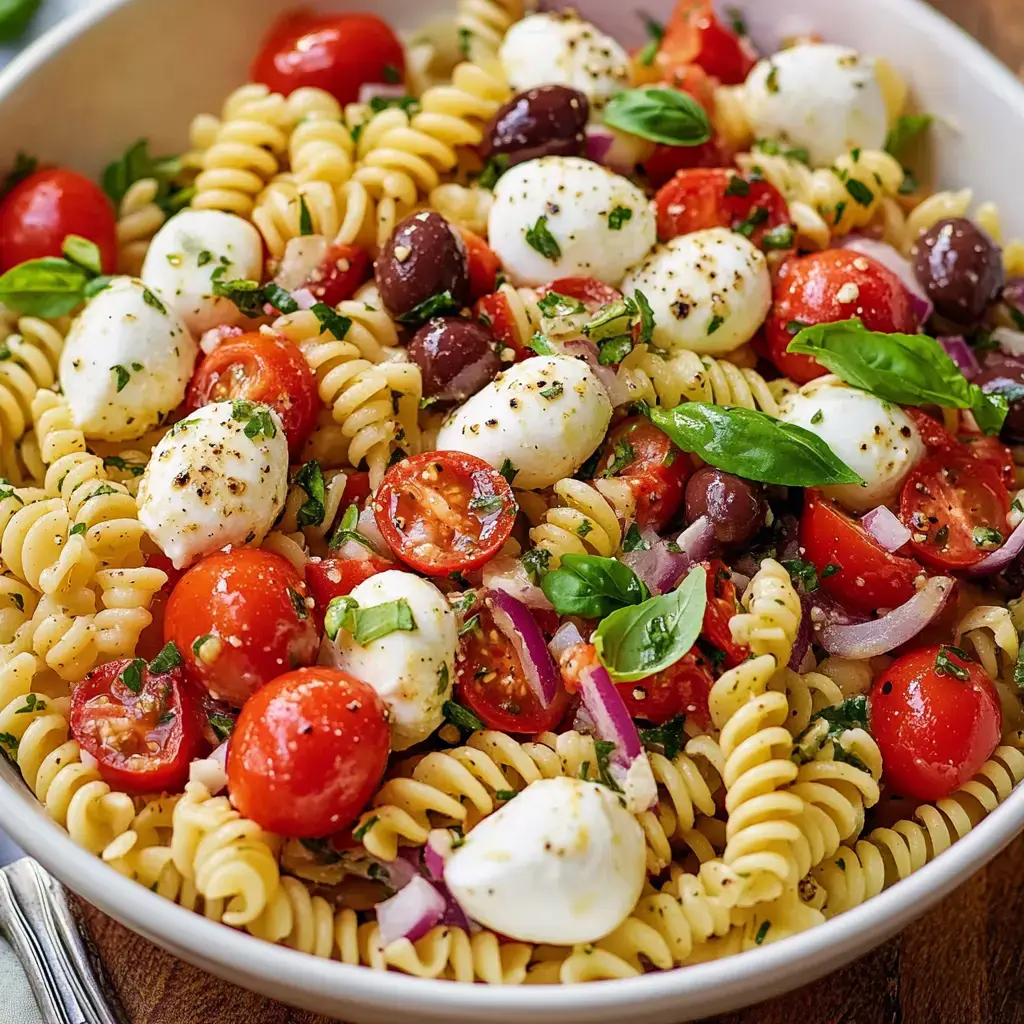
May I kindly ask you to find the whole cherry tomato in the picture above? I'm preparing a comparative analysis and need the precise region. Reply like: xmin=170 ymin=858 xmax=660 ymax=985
xmin=764 ymin=250 xmax=920 ymax=383
xmin=165 ymin=549 xmax=320 ymax=707
xmin=227 ymin=667 xmax=391 ymax=837
xmin=70 ymin=652 xmax=203 ymax=794
xmin=460 ymin=229 xmax=501 ymax=301
xmin=251 ymin=11 xmax=405 ymax=105
xmin=186 ymin=332 xmax=319 ymax=456
xmin=869 ymin=644 xmax=1001 ymax=801
xmin=700 ymin=559 xmax=749 ymax=667
xmin=656 ymin=0 xmax=758 ymax=85
xmin=616 ymin=651 xmax=713 ymax=730
xmin=0 ymin=168 xmax=117 ymax=273
xmin=295 ymin=242 xmax=371 ymax=307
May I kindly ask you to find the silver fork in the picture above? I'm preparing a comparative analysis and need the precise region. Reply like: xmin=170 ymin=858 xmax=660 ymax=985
xmin=0 ymin=858 xmax=124 ymax=1024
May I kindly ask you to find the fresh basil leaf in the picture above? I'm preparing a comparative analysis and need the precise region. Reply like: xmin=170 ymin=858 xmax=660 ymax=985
xmin=395 ymin=290 xmax=460 ymax=326
xmin=149 ymin=641 xmax=183 ymax=675
xmin=787 ymin=319 xmax=1009 ymax=436
xmin=443 ymin=699 xmax=484 ymax=732
xmin=336 ymin=597 xmax=418 ymax=645
xmin=312 ymin=302 xmax=352 ymax=340
xmin=935 ymin=644 xmax=971 ymax=680
xmin=525 ymin=216 xmax=561 ymax=260
xmin=212 ymin=276 xmax=267 ymax=318
xmin=478 ymin=154 xmax=510 ymax=190
xmin=604 ymin=88 xmax=712 ymax=147
xmin=0 ymin=0 xmax=42 ymax=43
xmin=646 ymin=401 xmax=863 ymax=487
xmin=541 ymin=554 xmax=648 ymax=618
xmin=263 ymin=282 xmax=299 ymax=314
xmin=885 ymin=114 xmax=933 ymax=160
xmin=293 ymin=460 xmax=326 ymax=528
xmin=0 ymin=257 xmax=91 ymax=317
xmin=118 ymin=658 xmax=146 ymax=694
xmin=638 ymin=714 xmax=686 ymax=760
xmin=594 ymin=565 xmax=707 ymax=682
xmin=62 ymin=235 xmax=102 ymax=276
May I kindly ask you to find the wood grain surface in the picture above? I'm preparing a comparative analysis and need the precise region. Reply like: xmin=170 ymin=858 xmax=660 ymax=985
xmin=73 ymin=2 xmax=1024 ymax=1022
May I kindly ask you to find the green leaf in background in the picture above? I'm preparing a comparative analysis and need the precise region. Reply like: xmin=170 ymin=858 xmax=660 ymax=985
xmin=0 ymin=0 xmax=42 ymax=43
xmin=885 ymin=114 xmax=933 ymax=160
xmin=102 ymin=138 xmax=190 ymax=213
xmin=604 ymin=88 xmax=712 ymax=147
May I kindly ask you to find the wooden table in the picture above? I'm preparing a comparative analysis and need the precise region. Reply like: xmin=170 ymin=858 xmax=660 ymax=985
xmin=72 ymin=1 xmax=1024 ymax=1021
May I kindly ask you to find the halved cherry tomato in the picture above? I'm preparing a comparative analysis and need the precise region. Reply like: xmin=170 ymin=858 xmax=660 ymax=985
xmin=597 ymin=416 xmax=693 ymax=530
xmin=458 ymin=604 xmax=569 ymax=733
xmin=474 ymin=290 xmax=526 ymax=361
xmin=960 ymin=433 xmax=1016 ymax=489
xmin=700 ymin=559 xmax=748 ymax=668
xmin=70 ymin=654 xmax=203 ymax=794
xmin=541 ymin=277 xmax=622 ymax=315
xmin=801 ymin=490 xmax=921 ymax=615
xmin=305 ymin=553 xmax=393 ymax=630
xmin=165 ymin=549 xmax=320 ymax=707
xmin=905 ymin=407 xmax=959 ymax=452
xmin=227 ymin=667 xmax=391 ymax=837
xmin=654 ymin=168 xmax=791 ymax=247
xmin=296 ymin=242 xmax=370 ymax=307
xmin=460 ymin=229 xmax=501 ymax=301
xmin=656 ymin=0 xmax=758 ymax=85
xmin=0 ymin=168 xmax=117 ymax=273
xmin=186 ymin=332 xmax=318 ymax=456
xmin=900 ymin=452 xmax=1011 ymax=570
xmin=251 ymin=11 xmax=405 ymax=105
xmin=764 ymin=250 xmax=920 ymax=383
xmin=641 ymin=138 xmax=734 ymax=188
xmin=616 ymin=651 xmax=713 ymax=729
xmin=869 ymin=645 xmax=1001 ymax=801
xmin=374 ymin=451 xmax=517 ymax=575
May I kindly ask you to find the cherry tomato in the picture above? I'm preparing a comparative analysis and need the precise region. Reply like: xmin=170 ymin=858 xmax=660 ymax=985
xmin=305 ymin=553 xmax=393 ymax=630
xmin=251 ymin=11 xmax=405 ymax=105
xmin=656 ymin=0 xmax=758 ymax=85
xmin=164 ymin=549 xmax=320 ymax=707
xmin=960 ymin=433 xmax=1016 ymax=489
xmin=900 ymin=452 xmax=1011 ymax=570
xmin=70 ymin=655 xmax=203 ymax=794
xmin=616 ymin=651 xmax=713 ymax=730
xmin=700 ymin=559 xmax=748 ymax=667
xmin=541 ymin=277 xmax=622 ymax=315
xmin=227 ymin=667 xmax=391 ymax=837
xmin=460 ymin=229 xmax=501 ymax=301
xmin=800 ymin=490 xmax=921 ymax=615
xmin=374 ymin=451 xmax=517 ymax=576
xmin=764 ymin=250 xmax=920 ymax=383
xmin=642 ymin=138 xmax=734 ymax=188
xmin=0 ymin=168 xmax=117 ymax=273
xmin=654 ymin=168 xmax=791 ymax=247
xmin=905 ymin=407 xmax=959 ymax=452
xmin=869 ymin=645 xmax=1001 ymax=801
xmin=295 ymin=242 xmax=370 ymax=307
xmin=186 ymin=332 xmax=319 ymax=456
xmin=597 ymin=416 xmax=693 ymax=530
xmin=458 ymin=604 xmax=569 ymax=734
xmin=474 ymin=290 xmax=526 ymax=361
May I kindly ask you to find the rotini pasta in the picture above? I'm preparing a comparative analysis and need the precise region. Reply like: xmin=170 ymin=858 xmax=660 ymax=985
xmin=528 ymin=478 xmax=627 ymax=567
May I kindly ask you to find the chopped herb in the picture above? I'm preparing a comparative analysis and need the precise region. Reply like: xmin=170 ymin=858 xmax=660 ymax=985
xmin=436 ymin=663 xmax=450 ymax=696
xmin=15 ymin=694 xmax=44 ymax=715
xmin=821 ymin=563 xmax=841 ymax=578
xmin=762 ymin=224 xmax=795 ymax=250
xmin=528 ymin=333 xmax=556 ymax=355
xmin=885 ymin=114 xmax=933 ymax=160
xmin=395 ymin=290 xmax=459 ymax=326
xmin=724 ymin=175 xmax=751 ymax=198
xmin=521 ymin=546 xmax=551 ymax=584
xmin=263 ymin=282 xmax=299 ymax=314
xmin=332 ymin=596 xmax=417 ymax=645
xmin=149 ymin=641 xmax=183 ymax=674
xmin=726 ymin=6 xmax=747 ymax=35
xmin=494 ymin=789 xmax=516 ymax=801
xmin=844 ymin=178 xmax=874 ymax=206
xmin=608 ymin=206 xmax=634 ymax=230
xmin=707 ymin=315 xmax=724 ymax=335
xmin=230 ymin=399 xmax=277 ymax=442
xmin=537 ymin=291 xmax=586 ymax=318
xmin=382 ymin=63 xmax=400 ymax=84
xmin=297 ymin=195 xmax=314 ymax=236
xmin=579 ymin=760 xmax=592 ymax=779
xmin=539 ymin=381 xmax=564 ymax=400
xmin=293 ymin=460 xmax=326 ymax=528
xmin=141 ymin=287 xmax=166 ymax=313
xmin=765 ymin=63 xmax=780 ymax=94
xmin=0 ymin=732 xmax=17 ymax=753
xmin=468 ymin=494 xmax=505 ymax=515
xmin=369 ymin=94 xmax=420 ymax=116
xmin=622 ymin=523 xmax=649 ymax=553
xmin=197 ymin=250 xmax=213 ymax=267
xmin=603 ymin=439 xmax=636 ymax=477
xmin=459 ymin=614 xmax=481 ymax=637
xmin=638 ymin=714 xmax=686 ymax=760
xmin=593 ymin=739 xmax=622 ymax=792
xmin=9 ymin=593 xmax=23 ymax=612
xmin=735 ymin=206 xmax=769 ymax=238
xmin=973 ymin=525 xmax=1003 ymax=549
xmin=119 ymin=658 xmax=146 ymax=694
xmin=781 ymin=558 xmax=819 ymax=592
xmin=499 ymin=458 xmax=519 ymax=484
xmin=810 ymin=409 xmax=824 ymax=425
xmin=287 ymin=587 xmax=309 ymax=621
xmin=443 ymin=699 xmax=485 ymax=732
xmin=753 ymin=138 xmax=810 ymax=165
xmin=786 ymin=319 xmax=807 ymax=336
xmin=211 ymin=275 xmax=267 ymax=318
xmin=525 ymin=216 xmax=561 ymax=260
xmin=449 ymin=570 xmax=470 ymax=588
xmin=934 ymin=524 xmax=950 ymax=548
xmin=598 ymin=335 xmax=634 ymax=365
xmin=576 ymin=520 xmax=593 ymax=537
xmin=833 ymin=200 xmax=848 ymax=225
xmin=754 ymin=921 xmax=771 ymax=946
xmin=478 ymin=154 xmax=510 ymax=190
xmin=62 ymin=235 xmax=103 ymax=276
xmin=70 ymin=522 xmax=87 ymax=536
xmin=192 ymin=634 xmax=215 ymax=657
xmin=157 ymin=711 xmax=176 ymax=726
xmin=352 ymin=815 xmax=379 ymax=842
xmin=458 ymin=25 xmax=471 ymax=57
xmin=935 ymin=645 xmax=971 ymax=681
xmin=112 ymin=365 xmax=131 ymax=392
xmin=324 ymin=596 xmax=358 ymax=642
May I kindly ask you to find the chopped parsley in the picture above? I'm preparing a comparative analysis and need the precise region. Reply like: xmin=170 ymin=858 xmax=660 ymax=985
xmin=844 ymin=178 xmax=874 ymax=206
xmin=112 ymin=365 xmax=131 ymax=392
xmin=602 ymin=439 xmax=636 ymax=478
xmin=293 ymin=460 xmax=326 ymax=528
xmin=762 ymin=224 xmax=796 ymax=250
xmin=499 ymin=458 xmax=519 ymax=484
xmin=754 ymin=921 xmax=771 ymax=946
xmin=478 ymin=154 xmax=510 ymax=190
xmin=973 ymin=525 xmax=1003 ymax=549
xmin=707 ymin=315 xmax=724 ymax=335
xmin=468 ymin=494 xmax=505 ymax=515
xmin=724 ymin=175 xmax=751 ymax=198
xmin=637 ymin=714 xmax=686 ymax=760
xmin=593 ymin=739 xmax=622 ymax=792
xmin=781 ymin=557 xmax=819 ymax=592
xmin=735 ymin=206 xmax=769 ymax=238
xmin=230 ymin=400 xmax=277 ymax=442
xmin=525 ymin=216 xmax=561 ymax=260
xmin=539 ymin=381 xmax=564 ymax=400
xmin=521 ymin=546 xmax=551 ymax=584
xmin=352 ymin=815 xmax=379 ymax=842
xmin=537 ymin=291 xmax=585 ymax=318
xmin=935 ymin=645 xmax=971 ymax=681
xmin=119 ymin=658 xmax=146 ymax=694
xmin=149 ymin=641 xmax=183 ymax=675
xmin=70 ymin=522 xmax=87 ymax=536
xmin=443 ymin=699 xmax=484 ymax=732
xmin=312 ymin=302 xmax=352 ymax=339
xmin=608 ymin=206 xmax=634 ymax=230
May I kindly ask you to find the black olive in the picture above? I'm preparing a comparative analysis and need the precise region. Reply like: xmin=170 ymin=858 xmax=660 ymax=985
xmin=481 ymin=85 xmax=590 ymax=167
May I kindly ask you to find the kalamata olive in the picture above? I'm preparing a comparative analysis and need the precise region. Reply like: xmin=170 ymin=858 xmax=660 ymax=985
xmin=975 ymin=359 xmax=1024 ymax=444
xmin=481 ymin=85 xmax=589 ymax=167
xmin=685 ymin=467 xmax=767 ymax=546
xmin=912 ymin=217 xmax=1005 ymax=325
xmin=375 ymin=211 xmax=471 ymax=320
xmin=408 ymin=317 xmax=501 ymax=402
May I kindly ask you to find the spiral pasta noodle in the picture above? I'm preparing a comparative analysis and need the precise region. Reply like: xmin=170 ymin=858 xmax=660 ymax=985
xmin=115 ymin=178 xmax=166 ymax=276
xmin=428 ymin=182 xmax=493 ymax=236
xmin=528 ymin=479 xmax=627 ymax=568
xmin=954 ymin=605 xmax=1017 ymax=683
xmin=730 ymin=558 xmax=803 ymax=669
xmin=0 ymin=315 xmax=65 ymax=453
xmin=456 ymin=0 xmax=523 ymax=60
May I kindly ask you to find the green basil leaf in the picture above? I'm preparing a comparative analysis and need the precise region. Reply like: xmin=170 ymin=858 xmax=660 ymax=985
xmin=62 ymin=235 xmax=102 ymax=276
xmin=293 ymin=460 xmax=326 ymax=528
xmin=541 ymin=554 xmax=648 ymax=618
xmin=525 ymin=216 xmax=561 ymax=261
xmin=0 ymin=0 xmax=42 ymax=43
xmin=787 ymin=319 xmax=1008 ymax=436
xmin=0 ymin=257 xmax=90 ymax=317
xmin=208 ymin=712 xmax=236 ymax=742
xmin=396 ymin=290 xmax=460 ymax=326
xmin=443 ymin=699 xmax=484 ymax=732
xmin=885 ymin=114 xmax=933 ymax=160
xmin=647 ymin=401 xmax=863 ymax=486
xmin=212 ymin=275 xmax=267 ymax=318
xmin=594 ymin=565 xmax=707 ymax=682
xmin=604 ymin=88 xmax=712 ymax=147
xmin=149 ymin=641 xmax=183 ymax=675
xmin=336 ymin=597 xmax=418 ymax=645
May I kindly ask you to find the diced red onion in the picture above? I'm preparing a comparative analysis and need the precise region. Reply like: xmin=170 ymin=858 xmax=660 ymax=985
xmin=549 ymin=621 xmax=584 ymax=660
xmin=788 ymin=593 xmax=814 ymax=670
xmin=861 ymin=505 xmax=912 ymax=553
xmin=275 ymin=235 xmax=329 ymax=292
xmin=199 ymin=324 xmax=244 ymax=355
xmin=584 ymin=125 xmax=640 ymax=177
xmin=677 ymin=516 xmax=715 ymax=562
xmin=963 ymin=517 xmax=1024 ymax=577
xmin=585 ymin=125 xmax=614 ymax=164
xmin=376 ymin=875 xmax=447 ymax=946
xmin=936 ymin=336 xmax=980 ymax=379
xmin=814 ymin=576 xmax=955 ymax=659
xmin=481 ymin=555 xmax=553 ymax=611
xmin=291 ymin=287 xmax=318 ymax=311
xmin=620 ymin=519 xmax=712 ymax=595
xmin=992 ymin=326 xmax=1024 ymax=358
xmin=562 ymin=339 xmax=631 ymax=406
xmin=486 ymin=589 xmax=560 ymax=707
xmin=358 ymin=82 xmax=409 ymax=105
xmin=841 ymin=237 xmax=933 ymax=324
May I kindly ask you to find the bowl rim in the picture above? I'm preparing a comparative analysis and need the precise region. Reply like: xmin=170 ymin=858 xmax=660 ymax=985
xmin=2 ymin=0 xmax=1024 ymax=1016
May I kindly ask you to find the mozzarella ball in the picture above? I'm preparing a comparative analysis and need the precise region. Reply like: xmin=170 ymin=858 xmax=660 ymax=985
xmin=445 ymin=777 xmax=646 ymax=944
xmin=488 ymin=156 xmax=656 ymax=288
xmin=744 ymin=44 xmax=888 ymax=168
xmin=137 ymin=400 xmax=288 ymax=568
xmin=499 ymin=12 xmax=630 ymax=115
xmin=59 ymin=276 xmax=197 ymax=442
xmin=779 ymin=380 xmax=925 ymax=512
xmin=622 ymin=228 xmax=771 ymax=355
xmin=435 ymin=355 xmax=612 ymax=490
xmin=141 ymin=209 xmax=263 ymax=335
xmin=323 ymin=571 xmax=456 ymax=750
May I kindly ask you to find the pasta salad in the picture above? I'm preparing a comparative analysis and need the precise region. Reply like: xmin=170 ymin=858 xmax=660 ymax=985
xmin=2 ymin=0 xmax=1024 ymax=985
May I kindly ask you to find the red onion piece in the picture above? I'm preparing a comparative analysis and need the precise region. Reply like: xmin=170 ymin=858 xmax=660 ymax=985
xmin=676 ymin=516 xmax=715 ymax=562
xmin=291 ymin=287 xmax=318 ymax=311
xmin=486 ymin=589 xmax=560 ymax=707
xmin=482 ymin=555 xmax=554 ymax=611
xmin=937 ymin=336 xmax=980 ymax=379
xmin=421 ymin=830 xmax=474 ymax=931
xmin=861 ymin=505 xmax=912 ymax=553
xmin=549 ymin=620 xmax=584 ymax=660
xmin=275 ymin=235 xmax=329 ymax=292
xmin=584 ymin=125 xmax=638 ymax=177
xmin=963 ymin=517 xmax=1024 ymax=577
xmin=376 ymin=875 xmax=446 ymax=946
xmin=841 ymin=236 xmax=933 ymax=323
xmin=788 ymin=592 xmax=814 ymax=671
xmin=562 ymin=339 xmax=631 ymax=406
xmin=358 ymin=82 xmax=409 ymax=105
xmin=620 ymin=518 xmax=714 ymax=596
xmin=585 ymin=125 xmax=614 ymax=164
xmin=814 ymin=576 xmax=955 ymax=659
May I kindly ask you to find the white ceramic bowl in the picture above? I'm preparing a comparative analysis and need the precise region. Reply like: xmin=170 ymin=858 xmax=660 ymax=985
xmin=1 ymin=1 xmax=1023 ymax=1021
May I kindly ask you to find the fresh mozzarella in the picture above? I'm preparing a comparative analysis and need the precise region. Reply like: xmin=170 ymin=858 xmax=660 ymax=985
xmin=435 ymin=355 xmax=612 ymax=490
xmin=743 ymin=44 xmax=888 ymax=168
xmin=621 ymin=228 xmax=771 ymax=355
xmin=779 ymin=380 xmax=925 ymax=512
xmin=141 ymin=209 xmax=263 ymax=335
xmin=488 ymin=156 xmax=656 ymax=288
xmin=59 ymin=276 xmax=197 ymax=442
xmin=323 ymin=571 xmax=456 ymax=750
xmin=445 ymin=777 xmax=646 ymax=944
xmin=137 ymin=400 xmax=288 ymax=568
xmin=499 ymin=12 xmax=630 ymax=115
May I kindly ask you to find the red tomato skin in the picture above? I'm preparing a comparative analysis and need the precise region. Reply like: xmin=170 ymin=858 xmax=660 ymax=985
xmin=615 ymin=652 xmax=713 ymax=730
xmin=0 ymin=168 xmax=117 ymax=273
xmin=765 ymin=250 xmax=920 ymax=383
xmin=800 ymin=490 xmax=921 ymax=615
xmin=185 ymin=333 xmax=319 ymax=456
xmin=475 ymin=291 xmax=526 ymax=361
xmin=227 ymin=668 xmax=391 ymax=837
xmin=960 ymin=433 xmax=1016 ymax=489
xmin=869 ymin=645 xmax=1001 ymax=801
xmin=251 ymin=12 xmax=405 ymax=106
xmin=700 ymin=559 xmax=749 ymax=668
xmin=304 ymin=554 xmax=393 ymax=629
xmin=657 ymin=0 xmax=757 ymax=85
xmin=70 ymin=659 xmax=203 ymax=794
xmin=164 ymin=549 xmax=320 ymax=708
xmin=541 ymin=277 xmax=622 ymax=313
xmin=460 ymin=229 xmax=501 ymax=301
xmin=642 ymin=138 xmax=733 ymax=188
xmin=300 ymin=243 xmax=371 ymax=307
